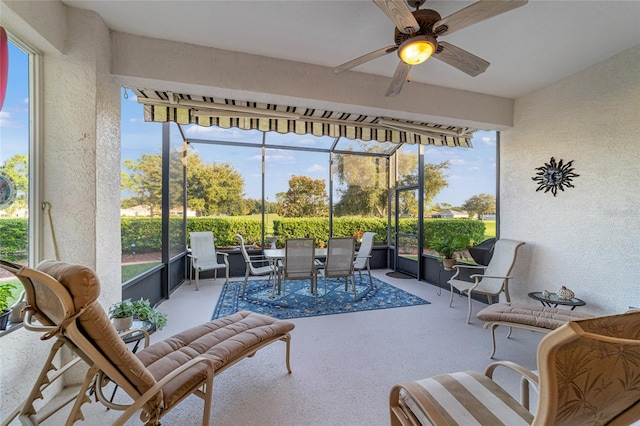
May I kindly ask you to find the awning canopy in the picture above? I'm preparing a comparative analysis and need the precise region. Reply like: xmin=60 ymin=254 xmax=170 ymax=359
xmin=131 ymin=88 xmax=474 ymax=147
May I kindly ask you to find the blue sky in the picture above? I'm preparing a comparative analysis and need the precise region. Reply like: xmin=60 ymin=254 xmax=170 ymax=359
xmin=122 ymin=92 xmax=496 ymax=206
xmin=2 ymin=37 xmax=496 ymax=208
xmin=0 ymin=42 xmax=29 ymax=163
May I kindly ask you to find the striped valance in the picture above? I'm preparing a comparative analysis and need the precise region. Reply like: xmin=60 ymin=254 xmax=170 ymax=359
xmin=131 ymin=88 xmax=474 ymax=147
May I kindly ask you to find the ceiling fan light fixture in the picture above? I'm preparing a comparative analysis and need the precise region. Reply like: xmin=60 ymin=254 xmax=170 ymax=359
xmin=398 ymin=35 xmax=437 ymax=65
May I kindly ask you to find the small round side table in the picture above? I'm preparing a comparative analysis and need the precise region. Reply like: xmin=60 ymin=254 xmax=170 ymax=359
xmin=528 ymin=291 xmax=586 ymax=310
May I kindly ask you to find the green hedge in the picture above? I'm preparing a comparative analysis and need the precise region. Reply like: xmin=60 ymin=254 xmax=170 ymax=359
xmin=187 ymin=217 xmax=262 ymax=248
xmin=398 ymin=218 xmax=485 ymax=248
xmin=0 ymin=219 xmax=29 ymax=261
xmin=1 ymin=217 xmax=485 ymax=256
xmin=423 ymin=219 xmax=486 ymax=247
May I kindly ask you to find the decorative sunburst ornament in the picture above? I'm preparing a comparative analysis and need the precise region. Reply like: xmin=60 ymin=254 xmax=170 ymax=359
xmin=532 ymin=157 xmax=579 ymax=196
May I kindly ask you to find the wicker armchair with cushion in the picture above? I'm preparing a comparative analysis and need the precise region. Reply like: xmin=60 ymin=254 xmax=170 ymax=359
xmin=390 ymin=310 xmax=640 ymax=425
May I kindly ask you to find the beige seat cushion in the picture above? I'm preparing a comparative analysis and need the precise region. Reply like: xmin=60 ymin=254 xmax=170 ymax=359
xmin=136 ymin=311 xmax=295 ymax=409
xmin=401 ymin=371 xmax=534 ymax=425
xmin=477 ymin=302 xmax=592 ymax=330
xmin=35 ymin=261 xmax=295 ymax=414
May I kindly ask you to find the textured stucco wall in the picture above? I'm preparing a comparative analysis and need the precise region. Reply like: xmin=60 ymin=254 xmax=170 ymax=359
xmin=110 ymin=32 xmax=514 ymax=131
xmin=0 ymin=4 xmax=121 ymax=415
xmin=500 ymin=44 xmax=640 ymax=314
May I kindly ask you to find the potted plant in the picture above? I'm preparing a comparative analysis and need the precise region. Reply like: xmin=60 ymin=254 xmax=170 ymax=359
xmin=429 ymin=235 xmax=471 ymax=271
xmin=0 ymin=282 xmax=16 ymax=330
xmin=109 ymin=299 xmax=135 ymax=331
xmin=132 ymin=298 xmax=167 ymax=330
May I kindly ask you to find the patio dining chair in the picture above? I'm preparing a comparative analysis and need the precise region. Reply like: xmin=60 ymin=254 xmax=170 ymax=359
xmin=188 ymin=231 xmax=229 ymax=291
xmin=448 ymin=238 xmax=525 ymax=323
xmin=353 ymin=231 xmax=375 ymax=288
xmin=317 ymin=237 xmax=356 ymax=303
xmin=275 ymin=238 xmax=316 ymax=300
xmin=236 ymin=233 xmax=277 ymax=297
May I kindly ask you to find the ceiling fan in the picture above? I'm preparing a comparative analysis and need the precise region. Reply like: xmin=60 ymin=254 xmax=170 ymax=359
xmin=334 ymin=0 xmax=528 ymax=97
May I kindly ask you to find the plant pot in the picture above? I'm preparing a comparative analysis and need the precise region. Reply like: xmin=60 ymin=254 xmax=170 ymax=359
xmin=442 ymin=258 xmax=457 ymax=271
xmin=0 ymin=308 xmax=12 ymax=331
xmin=112 ymin=316 xmax=133 ymax=331
xmin=9 ymin=291 xmax=26 ymax=323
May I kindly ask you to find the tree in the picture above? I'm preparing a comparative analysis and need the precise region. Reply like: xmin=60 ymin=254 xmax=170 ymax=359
xmin=333 ymin=146 xmax=421 ymax=217
xmin=462 ymin=193 xmax=496 ymax=219
xmin=423 ymin=161 xmax=450 ymax=209
xmin=333 ymin=152 xmax=388 ymax=217
xmin=1 ymin=155 xmax=28 ymax=215
xmin=122 ymin=154 xmax=163 ymax=216
xmin=242 ymin=198 xmax=262 ymax=215
xmin=276 ymin=175 xmax=328 ymax=217
xmin=396 ymin=160 xmax=452 ymax=217
xmin=333 ymin=146 xmax=450 ymax=217
xmin=186 ymin=156 xmax=245 ymax=216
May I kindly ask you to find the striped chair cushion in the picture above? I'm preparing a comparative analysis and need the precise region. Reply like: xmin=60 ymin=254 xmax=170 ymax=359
xmin=400 ymin=371 xmax=534 ymax=425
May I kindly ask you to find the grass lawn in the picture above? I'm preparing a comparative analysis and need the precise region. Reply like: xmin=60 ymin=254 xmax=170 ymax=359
xmin=482 ymin=220 xmax=496 ymax=240
xmin=122 ymin=262 xmax=161 ymax=283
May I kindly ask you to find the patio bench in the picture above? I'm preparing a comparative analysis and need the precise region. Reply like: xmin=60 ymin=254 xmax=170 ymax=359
xmin=477 ymin=302 xmax=593 ymax=358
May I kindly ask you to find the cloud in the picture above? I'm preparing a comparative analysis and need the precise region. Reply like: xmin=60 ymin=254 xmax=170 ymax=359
xmin=128 ymin=117 xmax=144 ymax=123
xmin=0 ymin=111 xmax=10 ymax=125
xmin=185 ymin=125 xmax=226 ymax=136
xmin=21 ymin=97 xmax=29 ymax=105
xmin=449 ymin=158 xmax=466 ymax=166
xmin=306 ymin=164 xmax=325 ymax=173
xmin=481 ymin=136 xmax=496 ymax=147
xmin=0 ymin=111 xmax=15 ymax=128
xmin=264 ymin=151 xmax=296 ymax=164
xmin=297 ymin=137 xmax=317 ymax=146
xmin=185 ymin=125 xmax=260 ymax=142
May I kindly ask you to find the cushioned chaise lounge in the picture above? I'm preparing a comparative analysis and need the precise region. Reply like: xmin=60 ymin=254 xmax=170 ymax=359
xmin=0 ymin=259 xmax=295 ymax=426
xmin=477 ymin=302 xmax=593 ymax=358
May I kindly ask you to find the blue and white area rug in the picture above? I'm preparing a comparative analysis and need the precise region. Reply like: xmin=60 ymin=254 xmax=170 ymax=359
xmin=212 ymin=276 xmax=430 ymax=320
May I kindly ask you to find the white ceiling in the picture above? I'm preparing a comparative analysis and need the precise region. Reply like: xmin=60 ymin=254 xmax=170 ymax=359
xmin=62 ymin=0 xmax=640 ymax=99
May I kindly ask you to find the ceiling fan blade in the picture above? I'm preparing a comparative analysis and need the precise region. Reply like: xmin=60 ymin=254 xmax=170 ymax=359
xmin=334 ymin=45 xmax=398 ymax=74
xmin=434 ymin=0 xmax=528 ymax=36
xmin=434 ymin=42 xmax=490 ymax=77
xmin=372 ymin=0 xmax=420 ymax=34
xmin=385 ymin=61 xmax=412 ymax=97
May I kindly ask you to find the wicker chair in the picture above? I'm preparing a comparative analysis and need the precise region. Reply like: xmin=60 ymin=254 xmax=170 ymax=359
xmin=390 ymin=310 xmax=640 ymax=425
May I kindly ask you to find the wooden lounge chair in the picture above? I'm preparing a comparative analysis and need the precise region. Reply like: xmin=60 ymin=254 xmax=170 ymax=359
xmin=0 ymin=259 xmax=294 ymax=426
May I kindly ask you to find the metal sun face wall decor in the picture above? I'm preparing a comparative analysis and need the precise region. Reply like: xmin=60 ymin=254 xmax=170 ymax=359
xmin=532 ymin=157 xmax=579 ymax=196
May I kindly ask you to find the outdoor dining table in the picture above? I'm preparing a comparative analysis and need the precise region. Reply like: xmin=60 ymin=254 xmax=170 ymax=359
xmin=263 ymin=248 xmax=328 ymax=295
